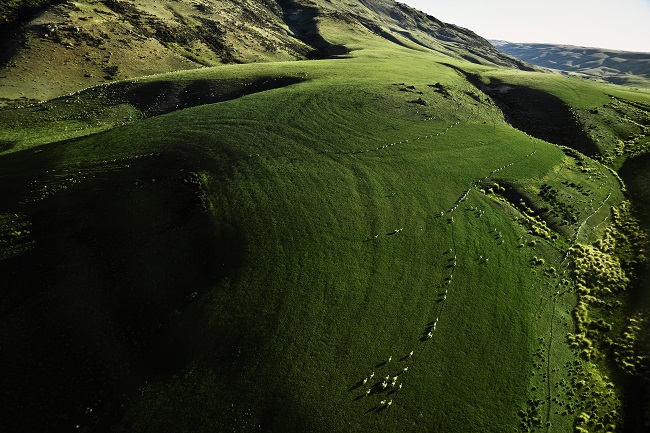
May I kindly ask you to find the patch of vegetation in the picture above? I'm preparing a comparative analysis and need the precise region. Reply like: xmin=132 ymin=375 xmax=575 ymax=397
xmin=564 ymin=200 xmax=646 ymax=431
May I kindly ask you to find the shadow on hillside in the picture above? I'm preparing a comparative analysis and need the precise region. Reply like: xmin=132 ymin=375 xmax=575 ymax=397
xmin=443 ymin=63 xmax=599 ymax=157
xmin=0 ymin=150 xmax=243 ymax=433
xmin=485 ymin=83 xmax=599 ymax=157
xmin=69 ymin=76 xmax=305 ymax=118
xmin=275 ymin=0 xmax=350 ymax=59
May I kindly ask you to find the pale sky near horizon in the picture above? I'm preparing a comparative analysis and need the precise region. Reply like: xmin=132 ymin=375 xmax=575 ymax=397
xmin=399 ymin=0 xmax=650 ymax=53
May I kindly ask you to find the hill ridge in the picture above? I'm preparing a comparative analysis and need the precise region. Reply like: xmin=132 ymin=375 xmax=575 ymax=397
xmin=0 ymin=0 xmax=530 ymax=101
xmin=492 ymin=40 xmax=650 ymax=87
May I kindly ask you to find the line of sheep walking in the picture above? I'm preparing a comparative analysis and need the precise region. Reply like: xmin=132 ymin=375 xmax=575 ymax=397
xmin=354 ymin=108 xmax=547 ymax=415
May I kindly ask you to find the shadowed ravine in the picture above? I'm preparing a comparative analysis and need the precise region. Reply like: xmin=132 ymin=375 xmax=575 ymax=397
xmin=276 ymin=0 xmax=350 ymax=59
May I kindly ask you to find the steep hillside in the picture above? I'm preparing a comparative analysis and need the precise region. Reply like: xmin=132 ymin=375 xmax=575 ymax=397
xmin=359 ymin=0 xmax=531 ymax=69
xmin=492 ymin=40 xmax=650 ymax=87
xmin=0 ymin=0 xmax=529 ymax=102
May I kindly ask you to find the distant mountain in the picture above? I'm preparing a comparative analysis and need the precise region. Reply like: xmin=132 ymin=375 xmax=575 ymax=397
xmin=492 ymin=40 xmax=650 ymax=87
xmin=0 ymin=0 xmax=531 ymax=101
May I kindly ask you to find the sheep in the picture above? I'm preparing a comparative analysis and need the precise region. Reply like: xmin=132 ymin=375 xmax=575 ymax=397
xmin=381 ymin=381 xmax=388 ymax=389
xmin=408 ymin=350 xmax=414 ymax=358
xmin=386 ymin=400 xmax=393 ymax=407
xmin=370 ymin=372 xmax=375 ymax=379
xmin=363 ymin=378 xmax=368 ymax=385
xmin=403 ymin=367 xmax=409 ymax=373
xmin=366 ymin=389 xmax=371 ymax=396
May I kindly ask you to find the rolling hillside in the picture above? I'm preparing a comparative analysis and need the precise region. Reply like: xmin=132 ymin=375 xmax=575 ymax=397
xmin=1 ymin=1 xmax=649 ymax=433
xmin=492 ymin=40 xmax=650 ymax=88
xmin=0 ymin=0 xmax=529 ymax=102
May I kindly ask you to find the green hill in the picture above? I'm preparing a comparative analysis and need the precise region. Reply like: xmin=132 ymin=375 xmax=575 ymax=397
xmin=0 ymin=0 xmax=529 ymax=102
xmin=1 ymin=2 xmax=649 ymax=433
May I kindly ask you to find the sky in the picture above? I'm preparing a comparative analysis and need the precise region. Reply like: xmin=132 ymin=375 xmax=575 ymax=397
xmin=399 ymin=0 xmax=650 ymax=52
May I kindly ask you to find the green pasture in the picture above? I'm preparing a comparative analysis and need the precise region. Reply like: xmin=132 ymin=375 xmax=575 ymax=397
xmin=0 ymin=40 xmax=647 ymax=433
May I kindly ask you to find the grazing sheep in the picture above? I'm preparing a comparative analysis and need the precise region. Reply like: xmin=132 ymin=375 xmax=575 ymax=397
xmin=403 ymin=367 xmax=409 ymax=373
xmin=409 ymin=350 xmax=414 ymax=358
xmin=387 ymin=400 xmax=393 ymax=407
xmin=370 ymin=372 xmax=375 ymax=379
xmin=363 ymin=378 xmax=368 ymax=385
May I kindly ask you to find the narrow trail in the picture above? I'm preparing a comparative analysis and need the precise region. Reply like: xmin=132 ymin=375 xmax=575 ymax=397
xmin=542 ymin=161 xmax=613 ymax=432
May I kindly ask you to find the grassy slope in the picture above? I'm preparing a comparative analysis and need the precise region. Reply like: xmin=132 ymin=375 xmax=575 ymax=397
xmin=0 ymin=32 xmax=648 ymax=433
